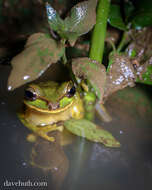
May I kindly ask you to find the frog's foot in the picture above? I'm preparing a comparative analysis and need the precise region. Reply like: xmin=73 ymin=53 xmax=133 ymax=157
xmin=27 ymin=133 xmax=37 ymax=143
xmin=37 ymin=132 xmax=55 ymax=142
xmin=37 ymin=125 xmax=64 ymax=142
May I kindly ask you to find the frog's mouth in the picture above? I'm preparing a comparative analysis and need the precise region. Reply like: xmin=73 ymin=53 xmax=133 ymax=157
xmin=35 ymin=96 xmax=61 ymax=110
xmin=48 ymin=101 xmax=60 ymax=110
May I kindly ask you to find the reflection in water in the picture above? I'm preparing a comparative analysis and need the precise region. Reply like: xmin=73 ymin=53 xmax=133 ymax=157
xmin=30 ymin=132 xmax=69 ymax=190
xmin=70 ymin=138 xmax=86 ymax=184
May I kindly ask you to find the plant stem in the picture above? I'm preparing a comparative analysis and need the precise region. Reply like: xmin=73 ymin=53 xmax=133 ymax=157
xmin=89 ymin=0 xmax=110 ymax=63
xmin=117 ymin=31 xmax=128 ymax=52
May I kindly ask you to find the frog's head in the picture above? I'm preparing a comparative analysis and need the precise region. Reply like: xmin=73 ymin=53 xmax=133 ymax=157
xmin=24 ymin=81 xmax=76 ymax=113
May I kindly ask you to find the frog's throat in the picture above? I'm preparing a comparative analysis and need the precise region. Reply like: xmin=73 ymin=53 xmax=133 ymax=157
xmin=24 ymin=100 xmax=74 ymax=113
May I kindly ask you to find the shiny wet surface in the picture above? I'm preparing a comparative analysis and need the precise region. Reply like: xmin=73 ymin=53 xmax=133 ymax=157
xmin=0 ymin=65 xmax=152 ymax=190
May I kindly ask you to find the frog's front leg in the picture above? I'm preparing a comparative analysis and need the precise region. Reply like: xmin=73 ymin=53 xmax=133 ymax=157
xmin=18 ymin=112 xmax=64 ymax=142
xmin=36 ymin=124 xmax=64 ymax=142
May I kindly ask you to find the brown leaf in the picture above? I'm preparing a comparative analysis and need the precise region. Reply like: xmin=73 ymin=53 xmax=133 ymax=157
xmin=72 ymin=57 xmax=106 ymax=102
xmin=126 ymin=28 xmax=152 ymax=63
xmin=8 ymin=33 xmax=65 ymax=90
xmin=104 ymin=54 xmax=136 ymax=100
xmin=65 ymin=0 xmax=97 ymax=46
xmin=126 ymin=28 xmax=152 ymax=85
xmin=46 ymin=0 xmax=97 ymax=46
xmin=65 ymin=0 xmax=97 ymax=34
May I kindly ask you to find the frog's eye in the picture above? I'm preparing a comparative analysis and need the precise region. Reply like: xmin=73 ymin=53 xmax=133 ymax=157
xmin=24 ymin=88 xmax=37 ymax=101
xmin=66 ymin=86 xmax=76 ymax=98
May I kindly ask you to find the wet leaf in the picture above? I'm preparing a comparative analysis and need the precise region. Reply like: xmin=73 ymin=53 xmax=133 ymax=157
xmin=104 ymin=54 xmax=136 ymax=100
xmin=46 ymin=0 xmax=97 ymax=46
xmin=8 ymin=33 xmax=65 ymax=90
xmin=64 ymin=0 xmax=97 ymax=45
xmin=64 ymin=118 xmax=120 ymax=147
xmin=46 ymin=2 xmax=64 ymax=33
xmin=125 ymin=28 xmax=152 ymax=85
xmin=72 ymin=57 xmax=106 ymax=102
xmin=108 ymin=5 xmax=126 ymax=31
xmin=126 ymin=28 xmax=152 ymax=64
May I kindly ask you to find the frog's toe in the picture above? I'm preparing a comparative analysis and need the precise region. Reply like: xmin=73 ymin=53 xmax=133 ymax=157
xmin=57 ymin=126 xmax=64 ymax=132
xmin=47 ymin=136 xmax=55 ymax=142
xmin=26 ymin=133 xmax=37 ymax=143
xmin=36 ymin=130 xmax=54 ymax=142
xmin=42 ymin=133 xmax=55 ymax=142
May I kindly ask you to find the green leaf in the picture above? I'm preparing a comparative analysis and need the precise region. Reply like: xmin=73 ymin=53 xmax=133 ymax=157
xmin=72 ymin=57 xmax=106 ymax=102
xmin=131 ymin=0 xmax=152 ymax=28
xmin=136 ymin=59 xmax=152 ymax=85
xmin=132 ymin=12 xmax=152 ymax=28
xmin=108 ymin=4 xmax=127 ymax=31
xmin=139 ymin=65 xmax=152 ymax=85
xmin=64 ymin=118 xmax=120 ymax=147
xmin=124 ymin=1 xmax=135 ymax=22
xmin=8 ymin=33 xmax=65 ymax=90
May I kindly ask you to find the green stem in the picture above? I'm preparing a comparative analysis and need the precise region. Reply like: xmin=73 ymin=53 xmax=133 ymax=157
xmin=89 ymin=0 xmax=110 ymax=63
xmin=117 ymin=31 xmax=128 ymax=52
xmin=107 ymin=40 xmax=116 ymax=52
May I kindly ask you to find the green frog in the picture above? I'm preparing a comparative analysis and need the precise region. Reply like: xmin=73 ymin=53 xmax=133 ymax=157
xmin=19 ymin=80 xmax=120 ymax=147
xmin=19 ymin=81 xmax=84 ymax=142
